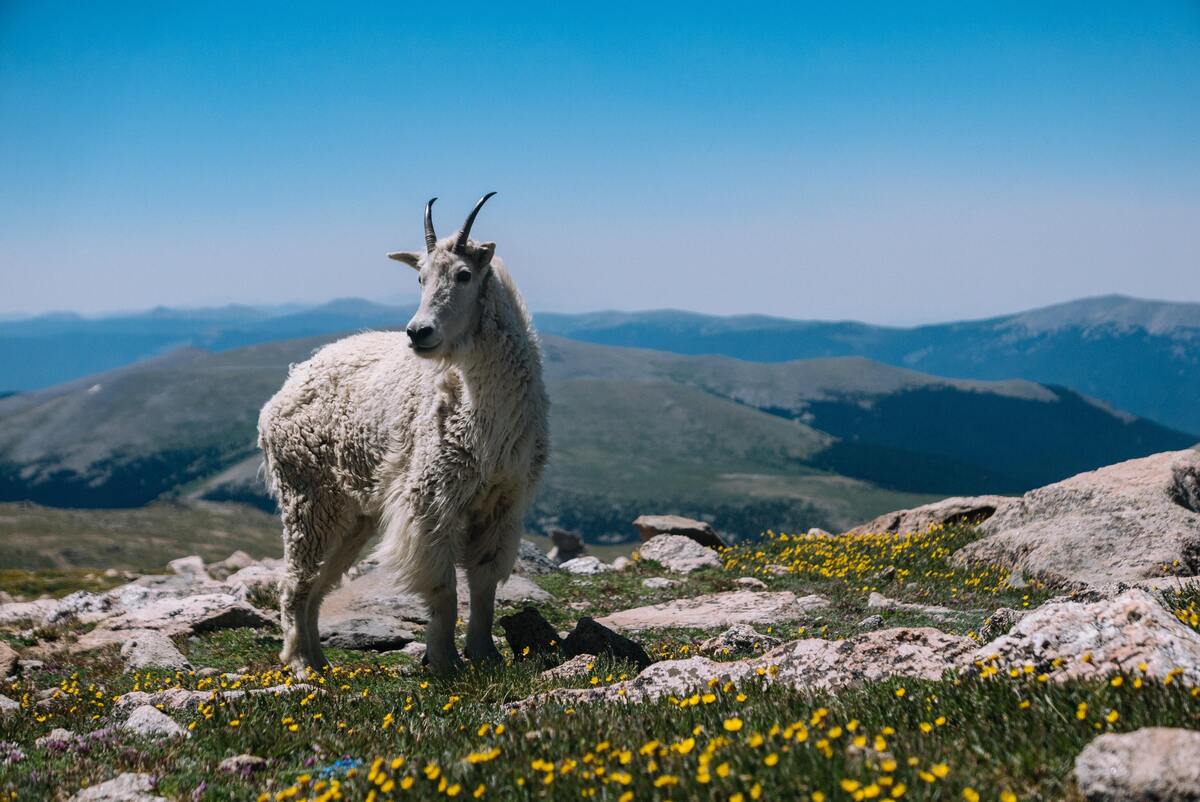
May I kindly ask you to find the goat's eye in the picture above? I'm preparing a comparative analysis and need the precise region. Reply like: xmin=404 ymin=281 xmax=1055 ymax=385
xmin=455 ymin=269 xmax=472 ymax=284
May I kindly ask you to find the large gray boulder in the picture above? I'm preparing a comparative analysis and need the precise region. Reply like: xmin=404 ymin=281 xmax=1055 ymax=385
xmin=956 ymin=449 xmax=1200 ymax=586
xmin=1074 ymin=727 xmax=1200 ymax=802
xmin=637 ymin=535 xmax=722 ymax=573
xmin=847 ymin=495 xmax=1014 ymax=535
xmin=596 ymin=590 xmax=828 ymax=631
xmin=975 ymin=589 xmax=1200 ymax=684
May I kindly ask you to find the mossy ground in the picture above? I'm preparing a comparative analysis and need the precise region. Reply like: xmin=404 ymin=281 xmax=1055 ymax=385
xmin=2 ymin=525 xmax=1198 ymax=801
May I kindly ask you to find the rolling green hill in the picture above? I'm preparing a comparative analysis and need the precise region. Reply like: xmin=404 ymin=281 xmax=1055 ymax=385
xmin=0 ymin=333 xmax=1193 ymax=543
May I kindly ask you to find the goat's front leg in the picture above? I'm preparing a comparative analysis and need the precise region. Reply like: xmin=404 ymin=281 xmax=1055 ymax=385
xmin=463 ymin=504 xmax=522 ymax=664
xmin=464 ymin=567 xmax=502 ymax=663
xmin=419 ymin=565 xmax=462 ymax=675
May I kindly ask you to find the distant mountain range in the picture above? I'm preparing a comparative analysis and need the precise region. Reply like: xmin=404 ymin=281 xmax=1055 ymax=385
xmin=3 ymin=294 xmax=1198 ymax=435
xmin=0 ymin=330 xmax=1192 ymax=541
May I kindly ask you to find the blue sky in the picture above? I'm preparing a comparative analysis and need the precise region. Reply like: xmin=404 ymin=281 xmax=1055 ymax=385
xmin=1 ymin=1 xmax=1197 ymax=323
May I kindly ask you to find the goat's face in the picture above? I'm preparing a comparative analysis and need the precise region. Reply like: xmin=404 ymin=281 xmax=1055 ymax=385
xmin=387 ymin=194 xmax=497 ymax=360
xmin=389 ymin=244 xmax=495 ymax=358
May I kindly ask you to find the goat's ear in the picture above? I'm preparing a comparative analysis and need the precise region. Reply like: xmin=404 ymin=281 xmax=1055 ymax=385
xmin=474 ymin=242 xmax=496 ymax=271
xmin=387 ymin=251 xmax=422 ymax=270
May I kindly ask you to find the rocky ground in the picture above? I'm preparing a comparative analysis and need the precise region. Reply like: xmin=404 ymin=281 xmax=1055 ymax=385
xmin=1 ymin=450 xmax=1200 ymax=801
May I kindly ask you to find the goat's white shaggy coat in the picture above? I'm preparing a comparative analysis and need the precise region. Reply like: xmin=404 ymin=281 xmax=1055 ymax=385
xmin=258 ymin=233 xmax=548 ymax=674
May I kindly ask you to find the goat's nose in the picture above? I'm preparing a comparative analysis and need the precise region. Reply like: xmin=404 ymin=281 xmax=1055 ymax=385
xmin=407 ymin=323 xmax=435 ymax=343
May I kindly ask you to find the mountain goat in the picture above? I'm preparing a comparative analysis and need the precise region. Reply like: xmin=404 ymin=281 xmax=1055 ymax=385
xmin=258 ymin=193 xmax=549 ymax=674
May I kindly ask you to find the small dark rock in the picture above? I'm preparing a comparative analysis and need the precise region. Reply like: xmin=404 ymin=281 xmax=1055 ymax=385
xmin=499 ymin=607 xmax=564 ymax=666
xmin=563 ymin=617 xmax=653 ymax=671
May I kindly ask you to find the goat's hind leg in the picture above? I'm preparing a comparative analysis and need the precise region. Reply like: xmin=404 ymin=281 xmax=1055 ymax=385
xmin=301 ymin=515 xmax=375 ymax=670
xmin=279 ymin=529 xmax=323 ymax=676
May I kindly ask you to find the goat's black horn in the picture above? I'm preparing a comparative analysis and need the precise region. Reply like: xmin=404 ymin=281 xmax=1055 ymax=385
xmin=424 ymin=197 xmax=438 ymax=252
xmin=453 ymin=192 xmax=497 ymax=254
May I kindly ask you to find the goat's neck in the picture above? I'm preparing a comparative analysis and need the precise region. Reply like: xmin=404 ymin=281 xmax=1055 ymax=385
xmin=451 ymin=282 xmax=544 ymax=470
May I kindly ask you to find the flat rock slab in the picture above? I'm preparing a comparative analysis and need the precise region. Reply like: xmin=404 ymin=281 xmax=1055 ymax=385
xmin=848 ymin=495 xmax=1014 ymax=535
xmin=867 ymin=592 xmax=962 ymax=619
xmin=956 ymin=449 xmax=1200 ymax=586
xmin=517 ymin=627 xmax=973 ymax=707
xmin=1074 ymin=727 xmax=1200 ymax=802
xmin=976 ymin=589 xmax=1200 ymax=684
xmin=100 ymin=593 xmax=272 ymax=635
xmin=635 ymin=535 xmax=722 ymax=574
xmin=67 ymin=773 xmax=167 ymax=802
xmin=596 ymin=590 xmax=828 ymax=631
xmin=320 ymin=617 xmax=417 ymax=652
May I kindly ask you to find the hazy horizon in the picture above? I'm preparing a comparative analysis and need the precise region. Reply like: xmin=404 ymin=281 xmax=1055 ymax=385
xmin=5 ymin=290 xmax=1199 ymax=331
xmin=3 ymin=2 xmax=1198 ymax=325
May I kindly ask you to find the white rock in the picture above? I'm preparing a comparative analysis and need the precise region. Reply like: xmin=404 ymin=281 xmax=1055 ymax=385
xmin=957 ymin=449 xmax=1200 ymax=586
xmin=641 ymin=577 xmax=677 ymax=590
xmin=975 ymin=589 xmax=1200 ymax=684
xmin=35 ymin=727 xmax=77 ymax=747
xmin=207 ymin=550 xmax=256 ymax=581
xmin=733 ymin=576 xmax=768 ymax=590
xmin=67 ymin=773 xmax=167 ymax=802
xmin=611 ymin=557 xmax=632 ymax=571
xmin=0 ymin=599 xmax=57 ymax=627
xmin=219 ymin=753 xmax=268 ymax=774
xmin=597 ymin=590 xmax=828 ymax=631
xmin=637 ymin=535 xmax=722 ymax=574
xmin=559 ymin=556 xmax=614 ymax=575
xmin=122 ymin=704 xmax=186 ymax=738
xmin=167 ymin=555 xmax=211 ymax=582
xmin=100 ymin=592 xmax=272 ymax=635
xmin=1074 ymin=727 xmax=1200 ymax=802
xmin=0 ymin=694 xmax=18 ymax=714
xmin=120 ymin=630 xmax=191 ymax=672
xmin=224 ymin=564 xmax=284 ymax=598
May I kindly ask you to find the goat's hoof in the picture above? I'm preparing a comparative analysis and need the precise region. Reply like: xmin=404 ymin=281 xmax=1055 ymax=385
xmin=465 ymin=645 xmax=504 ymax=666
xmin=422 ymin=651 xmax=464 ymax=677
xmin=283 ymin=654 xmax=330 ymax=680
